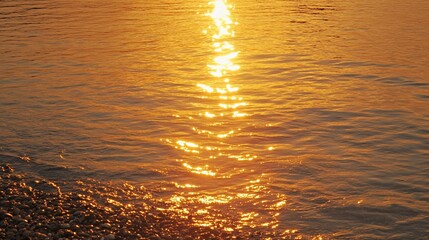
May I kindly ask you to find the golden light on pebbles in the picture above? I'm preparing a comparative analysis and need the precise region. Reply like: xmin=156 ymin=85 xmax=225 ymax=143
xmin=283 ymin=229 xmax=299 ymax=235
xmin=106 ymin=198 xmax=122 ymax=207
xmin=19 ymin=154 xmax=31 ymax=162
xmin=194 ymin=222 xmax=213 ymax=227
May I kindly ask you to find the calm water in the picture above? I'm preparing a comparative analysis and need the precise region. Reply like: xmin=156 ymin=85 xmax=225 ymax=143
xmin=1 ymin=0 xmax=429 ymax=238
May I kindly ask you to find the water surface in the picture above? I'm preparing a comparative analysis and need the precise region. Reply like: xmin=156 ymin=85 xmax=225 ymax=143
xmin=1 ymin=0 xmax=428 ymax=238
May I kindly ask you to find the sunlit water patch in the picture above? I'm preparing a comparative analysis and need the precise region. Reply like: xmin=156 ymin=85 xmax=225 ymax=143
xmin=160 ymin=0 xmax=288 ymax=233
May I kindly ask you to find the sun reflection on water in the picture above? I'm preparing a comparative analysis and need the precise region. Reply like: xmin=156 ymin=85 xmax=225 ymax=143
xmin=165 ymin=0 xmax=252 ymax=178
xmin=159 ymin=0 xmax=291 ymax=234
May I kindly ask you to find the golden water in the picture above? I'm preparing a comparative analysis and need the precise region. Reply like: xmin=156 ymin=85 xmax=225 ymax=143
xmin=1 ymin=0 xmax=428 ymax=238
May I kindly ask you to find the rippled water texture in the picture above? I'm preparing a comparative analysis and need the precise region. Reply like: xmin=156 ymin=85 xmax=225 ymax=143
xmin=1 ymin=0 xmax=429 ymax=239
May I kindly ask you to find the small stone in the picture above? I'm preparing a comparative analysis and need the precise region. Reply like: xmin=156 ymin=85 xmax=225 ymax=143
xmin=62 ymin=229 xmax=75 ymax=237
xmin=60 ymin=223 xmax=70 ymax=229
xmin=55 ymin=230 xmax=64 ymax=238
xmin=48 ymin=222 xmax=60 ymax=231
xmin=22 ymin=230 xmax=30 ymax=238
xmin=149 ymin=234 xmax=161 ymax=240
xmin=0 ymin=220 xmax=7 ymax=227
xmin=17 ymin=222 xmax=28 ymax=229
xmin=34 ymin=232 xmax=48 ymax=238
xmin=12 ymin=207 xmax=20 ymax=215
xmin=21 ymin=204 xmax=30 ymax=209
xmin=10 ymin=175 xmax=23 ymax=181
xmin=73 ymin=211 xmax=83 ymax=216
xmin=0 ymin=200 xmax=10 ymax=207
xmin=119 ymin=228 xmax=129 ymax=235
xmin=2 ymin=164 xmax=14 ymax=173
xmin=85 ymin=214 xmax=96 ymax=224
xmin=12 ymin=216 xmax=25 ymax=222
xmin=105 ymin=234 xmax=115 ymax=240
xmin=34 ymin=222 xmax=43 ymax=229
xmin=100 ymin=223 xmax=111 ymax=229
xmin=6 ymin=230 xmax=16 ymax=237
xmin=0 ymin=210 xmax=13 ymax=219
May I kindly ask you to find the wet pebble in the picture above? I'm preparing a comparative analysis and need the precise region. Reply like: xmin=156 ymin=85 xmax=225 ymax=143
xmin=0 ymin=210 xmax=13 ymax=219
xmin=149 ymin=233 xmax=162 ymax=240
xmin=34 ymin=231 xmax=48 ymax=238
xmin=101 ymin=223 xmax=111 ymax=229
xmin=17 ymin=221 xmax=28 ymax=229
xmin=73 ymin=210 xmax=83 ymax=216
xmin=22 ymin=230 xmax=31 ymax=238
xmin=105 ymin=233 xmax=116 ymax=240
xmin=12 ymin=207 xmax=20 ymax=215
xmin=12 ymin=216 xmax=25 ymax=223
xmin=48 ymin=222 xmax=60 ymax=231
xmin=6 ymin=231 xmax=15 ymax=238
xmin=60 ymin=223 xmax=70 ymax=229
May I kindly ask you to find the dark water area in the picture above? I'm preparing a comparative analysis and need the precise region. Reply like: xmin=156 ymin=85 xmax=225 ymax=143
xmin=1 ymin=0 xmax=429 ymax=239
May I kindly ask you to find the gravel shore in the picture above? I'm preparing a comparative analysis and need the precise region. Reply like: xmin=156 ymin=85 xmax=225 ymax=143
xmin=0 ymin=163 xmax=235 ymax=240
xmin=0 ymin=162 xmax=305 ymax=239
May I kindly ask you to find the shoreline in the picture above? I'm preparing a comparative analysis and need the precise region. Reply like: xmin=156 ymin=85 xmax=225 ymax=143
xmin=1 ymin=162 xmax=299 ymax=240
xmin=0 ymin=163 xmax=226 ymax=240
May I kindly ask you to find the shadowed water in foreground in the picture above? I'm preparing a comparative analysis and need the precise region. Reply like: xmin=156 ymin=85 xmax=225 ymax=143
xmin=1 ymin=0 xmax=429 ymax=239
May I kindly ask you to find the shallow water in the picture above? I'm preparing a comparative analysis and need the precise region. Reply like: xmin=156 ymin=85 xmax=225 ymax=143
xmin=1 ymin=0 xmax=428 ymax=238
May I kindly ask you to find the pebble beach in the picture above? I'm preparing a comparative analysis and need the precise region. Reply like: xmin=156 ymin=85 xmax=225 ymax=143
xmin=0 ymin=161 xmax=231 ymax=240
xmin=0 ymin=163 xmax=225 ymax=240
xmin=0 ymin=162 xmax=302 ymax=240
